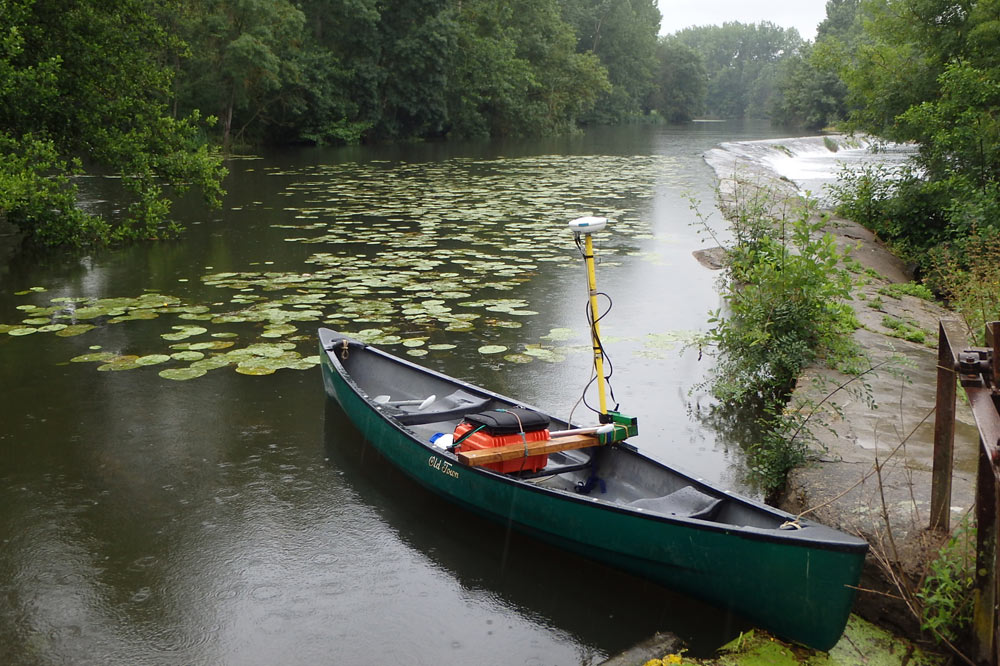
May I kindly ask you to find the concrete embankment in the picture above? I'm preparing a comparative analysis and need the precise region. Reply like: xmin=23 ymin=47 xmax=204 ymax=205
xmin=776 ymin=210 xmax=978 ymax=641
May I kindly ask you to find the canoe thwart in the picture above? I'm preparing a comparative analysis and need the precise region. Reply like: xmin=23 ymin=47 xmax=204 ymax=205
xmin=456 ymin=433 xmax=602 ymax=467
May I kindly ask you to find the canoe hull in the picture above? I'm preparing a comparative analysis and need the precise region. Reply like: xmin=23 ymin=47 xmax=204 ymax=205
xmin=319 ymin=331 xmax=866 ymax=651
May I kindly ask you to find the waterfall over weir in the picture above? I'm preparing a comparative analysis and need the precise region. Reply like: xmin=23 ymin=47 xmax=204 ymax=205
xmin=704 ymin=135 xmax=916 ymax=205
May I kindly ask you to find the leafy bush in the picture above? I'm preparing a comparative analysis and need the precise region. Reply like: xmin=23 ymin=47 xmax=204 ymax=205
xmin=928 ymin=229 xmax=1000 ymax=342
xmin=828 ymin=163 xmax=956 ymax=267
xmin=695 ymin=186 xmax=860 ymax=494
xmin=917 ymin=516 xmax=976 ymax=645
xmin=706 ymin=200 xmax=858 ymax=408
xmin=0 ymin=134 xmax=109 ymax=247
xmin=878 ymin=282 xmax=934 ymax=301
xmin=881 ymin=315 xmax=927 ymax=345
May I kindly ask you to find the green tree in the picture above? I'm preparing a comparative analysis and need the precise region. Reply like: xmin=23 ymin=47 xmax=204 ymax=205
xmin=650 ymin=39 xmax=706 ymax=121
xmin=445 ymin=0 xmax=533 ymax=137
xmin=0 ymin=0 xmax=225 ymax=247
xmin=562 ymin=0 xmax=662 ymax=124
xmin=448 ymin=0 xmax=611 ymax=137
xmin=673 ymin=22 xmax=803 ymax=119
xmin=770 ymin=43 xmax=849 ymax=129
xmin=772 ymin=0 xmax=861 ymax=129
xmin=174 ymin=0 xmax=307 ymax=149
xmin=824 ymin=0 xmax=1000 ymax=277
xmin=372 ymin=0 xmax=459 ymax=139
xmin=817 ymin=0 xmax=863 ymax=40
xmin=292 ymin=0 xmax=381 ymax=144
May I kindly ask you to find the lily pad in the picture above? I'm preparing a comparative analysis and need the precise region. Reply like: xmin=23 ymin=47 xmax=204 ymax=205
xmin=235 ymin=364 xmax=276 ymax=376
xmin=478 ymin=345 xmax=508 ymax=354
xmin=135 ymin=354 xmax=173 ymax=366
xmin=541 ymin=328 xmax=576 ymax=342
xmin=189 ymin=356 xmax=235 ymax=371
xmin=171 ymin=351 xmax=206 ymax=362
xmin=503 ymin=353 xmax=534 ymax=364
xmin=161 ymin=326 xmax=208 ymax=341
xmin=522 ymin=346 xmax=565 ymax=362
xmin=159 ymin=367 xmax=208 ymax=381
xmin=262 ymin=324 xmax=298 ymax=338
xmin=97 ymin=356 xmax=142 ymax=371
xmin=55 ymin=324 xmax=96 ymax=337
xmin=189 ymin=341 xmax=235 ymax=351
xmin=7 ymin=327 xmax=37 ymax=336
xmin=70 ymin=352 xmax=119 ymax=363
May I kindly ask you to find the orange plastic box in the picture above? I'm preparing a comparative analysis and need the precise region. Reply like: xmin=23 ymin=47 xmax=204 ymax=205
xmin=453 ymin=421 xmax=549 ymax=474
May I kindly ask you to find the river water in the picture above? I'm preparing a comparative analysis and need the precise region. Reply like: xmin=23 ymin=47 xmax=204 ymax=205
xmin=1 ymin=122 xmax=863 ymax=665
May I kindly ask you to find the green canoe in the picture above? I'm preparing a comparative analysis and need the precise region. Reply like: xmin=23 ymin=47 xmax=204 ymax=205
xmin=319 ymin=327 xmax=868 ymax=651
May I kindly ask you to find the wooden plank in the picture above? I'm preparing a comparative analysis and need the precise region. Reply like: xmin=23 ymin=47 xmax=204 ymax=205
xmin=456 ymin=433 xmax=602 ymax=467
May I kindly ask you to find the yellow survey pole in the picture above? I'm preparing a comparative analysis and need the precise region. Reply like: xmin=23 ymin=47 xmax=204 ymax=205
xmin=584 ymin=232 xmax=609 ymax=415
xmin=568 ymin=216 xmax=611 ymax=416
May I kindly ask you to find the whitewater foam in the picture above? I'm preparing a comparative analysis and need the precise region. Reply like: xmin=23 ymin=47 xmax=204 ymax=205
xmin=704 ymin=135 xmax=916 ymax=205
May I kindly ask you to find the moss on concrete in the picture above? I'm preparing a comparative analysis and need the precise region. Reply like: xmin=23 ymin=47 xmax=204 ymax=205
xmin=629 ymin=616 xmax=945 ymax=666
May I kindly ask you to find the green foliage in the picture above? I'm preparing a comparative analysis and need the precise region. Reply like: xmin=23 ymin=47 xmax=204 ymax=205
xmin=827 ymin=161 xmax=955 ymax=266
xmin=707 ymin=208 xmax=858 ymax=406
xmin=880 ymin=315 xmax=927 ymax=344
xmin=169 ymin=0 xmax=618 ymax=144
xmin=771 ymin=42 xmax=850 ymax=130
xmin=928 ymin=229 xmax=1000 ymax=341
xmin=0 ymin=135 xmax=108 ymax=247
xmin=173 ymin=0 xmax=309 ymax=148
xmin=744 ymin=402 xmax=814 ymax=496
xmin=0 ymin=0 xmax=226 ymax=248
xmin=916 ymin=516 xmax=976 ymax=645
xmin=672 ymin=22 xmax=804 ymax=119
xmin=817 ymin=0 xmax=1000 ymax=286
xmin=878 ymin=282 xmax=934 ymax=301
xmin=696 ymin=184 xmax=860 ymax=493
xmin=562 ymin=0 xmax=661 ymax=124
xmin=650 ymin=39 xmax=706 ymax=122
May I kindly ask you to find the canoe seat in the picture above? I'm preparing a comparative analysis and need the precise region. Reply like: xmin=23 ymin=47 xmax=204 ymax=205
xmin=392 ymin=389 xmax=490 ymax=426
xmin=628 ymin=486 xmax=723 ymax=520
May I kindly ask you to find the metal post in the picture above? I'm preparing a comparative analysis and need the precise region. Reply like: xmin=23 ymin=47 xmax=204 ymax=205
xmin=969 ymin=322 xmax=1000 ymax=666
xmin=931 ymin=319 xmax=1000 ymax=663
xmin=973 ymin=435 xmax=999 ymax=666
xmin=932 ymin=321 xmax=959 ymax=531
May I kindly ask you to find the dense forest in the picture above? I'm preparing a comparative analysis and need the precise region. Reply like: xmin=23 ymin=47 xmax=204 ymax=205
xmin=3 ymin=0 xmax=1000 ymax=270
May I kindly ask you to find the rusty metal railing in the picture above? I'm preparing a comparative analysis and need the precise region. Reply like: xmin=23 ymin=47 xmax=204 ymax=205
xmin=933 ymin=319 xmax=1000 ymax=665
